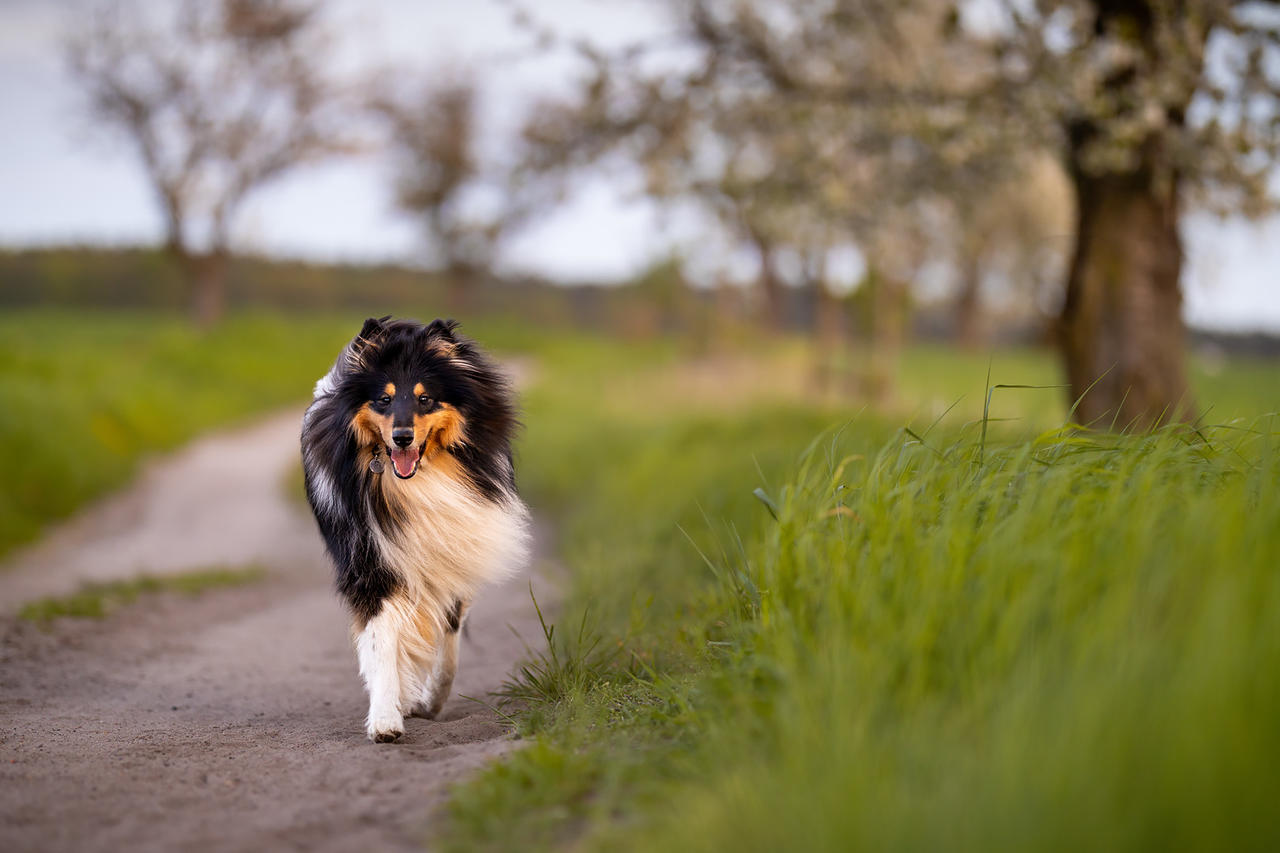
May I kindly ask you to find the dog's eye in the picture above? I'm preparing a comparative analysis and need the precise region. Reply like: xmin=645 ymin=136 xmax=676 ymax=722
xmin=419 ymin=395 xmax=435 ymax=408
xmin=378 ymin=395 xmax=391 ymax=406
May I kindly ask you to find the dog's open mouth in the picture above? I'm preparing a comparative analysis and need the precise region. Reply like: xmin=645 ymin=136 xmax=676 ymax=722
xmin=389 ymin=445 xmax=424 ymax=479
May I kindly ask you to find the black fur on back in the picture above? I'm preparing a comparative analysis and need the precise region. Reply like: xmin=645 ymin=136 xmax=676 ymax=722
xmin=300 ymin=316 xmax=519 ymax=624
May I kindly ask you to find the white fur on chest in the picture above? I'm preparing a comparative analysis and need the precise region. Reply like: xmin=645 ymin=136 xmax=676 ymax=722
xmin=370 ymin=461 xmax=530 ymax=605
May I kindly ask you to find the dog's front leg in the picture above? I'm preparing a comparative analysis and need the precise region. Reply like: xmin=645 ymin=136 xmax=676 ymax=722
xmin=356 ymin=609 xmax=405 ymax=743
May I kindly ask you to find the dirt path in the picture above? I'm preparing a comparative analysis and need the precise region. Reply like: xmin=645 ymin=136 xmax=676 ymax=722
xmin=0 ymin=407 xmax=555 ymax=852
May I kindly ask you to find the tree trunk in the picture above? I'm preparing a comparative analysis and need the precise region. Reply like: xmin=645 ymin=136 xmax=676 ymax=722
xmin=757 ymin=244 xmax=785 ymax=332
xmin=191 ymin=251 xmax=228 ymax=329
xmin=863 ymin=269 xmax=907 ymax=405
xmin=1059 ymin=171 xmax=1192 ymax=428
xmin=1057 ymin=0 xmax=1202 ymax=430
xmin=954 ymin=254 xmax=984 ymax=349
xmin=813 ymin=279 xmax=843 ymax=393
xmin=444 ymin=263 xmax=472 ymax=315
xmin=172 ymin=246 xmax=228 ymax=329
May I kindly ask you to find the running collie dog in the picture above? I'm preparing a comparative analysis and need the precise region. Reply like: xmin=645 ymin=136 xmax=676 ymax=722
xmin=300 ymin=316 xmax=530 ymax=742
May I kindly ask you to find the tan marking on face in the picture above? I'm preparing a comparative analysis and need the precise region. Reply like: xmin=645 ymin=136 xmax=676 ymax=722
xmin=414 ymin=403 xmax=466 ymax=457
xmin=354 ymin=401 xmax=464 ymax=479
xmin=352 ymin=402 xmax=393 ymax=448
xmin=413 ymin=382 xmax=425 ymax=397
xmin=384 ymin=382 xmax=396 ymax=397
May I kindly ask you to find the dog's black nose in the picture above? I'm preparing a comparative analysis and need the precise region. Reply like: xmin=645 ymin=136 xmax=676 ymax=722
xmin=392 ymin=428 xmax=414 ymax=448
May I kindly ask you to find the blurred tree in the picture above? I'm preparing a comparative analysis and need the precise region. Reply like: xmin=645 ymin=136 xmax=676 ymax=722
xmin=511 ymin=0 xmax=1013 ymax=397
xmin=67 ymin=0 xmax=356 ymax=327
xmin=681 ymin=0 xmax=1280 ymax=426
xmin=702 ymin=146 xmax=793 ymax=331
xmin=513 ymin=0 xmax=1280 ymax=426
xmin=374 ymin=78 xmax=495 ymax=309
xmin=945 ymin=156 xmax=1073 ymax=348
xmin=977 ymin=0 xmax=1280 ymax=425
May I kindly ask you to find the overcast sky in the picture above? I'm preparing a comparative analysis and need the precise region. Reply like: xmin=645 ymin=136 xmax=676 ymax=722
xmin=0 ymin=0 xmax=1277 ymax=332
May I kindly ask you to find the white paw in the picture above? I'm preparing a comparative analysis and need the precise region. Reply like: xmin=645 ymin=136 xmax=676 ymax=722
xmin=366 ymin=711 xmax=405 ymax=743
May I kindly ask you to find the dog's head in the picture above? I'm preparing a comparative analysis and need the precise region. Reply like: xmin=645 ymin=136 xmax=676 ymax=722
xmin=339 ymin=316 xmax=507 ymax=480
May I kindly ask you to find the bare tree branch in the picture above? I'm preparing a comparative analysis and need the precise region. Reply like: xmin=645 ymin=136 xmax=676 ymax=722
xmin=67 ymin=0 xmax=362 ymax=324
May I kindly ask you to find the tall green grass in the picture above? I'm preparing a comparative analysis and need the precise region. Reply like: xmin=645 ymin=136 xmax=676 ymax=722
xmin=625 ymin=422 xmax=1280 ymax=851
xmin=444 ymin=346 xmax=1280 ymax=851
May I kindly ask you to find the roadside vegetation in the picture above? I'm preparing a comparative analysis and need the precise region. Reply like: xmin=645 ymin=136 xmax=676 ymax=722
xmin=442 ymin=336 xmax=1280 ymax=852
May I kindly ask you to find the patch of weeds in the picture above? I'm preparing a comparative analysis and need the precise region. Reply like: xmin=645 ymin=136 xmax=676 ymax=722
xmin=442 ymin=674 xmax=700 ymax=853
xmin=445 ymin=585 xmax=705 ymax=850
xmin=494 ymin=588 xmax=630 ymax=723
xmin=18 ymin=565 xmax=266 ymax=623
xmin=439 ymin=739 xmax=606 ymax=853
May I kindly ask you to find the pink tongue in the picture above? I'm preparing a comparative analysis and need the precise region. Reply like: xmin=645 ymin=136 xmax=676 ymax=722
xmin=390 ymin=447 xmax=417 ymax=477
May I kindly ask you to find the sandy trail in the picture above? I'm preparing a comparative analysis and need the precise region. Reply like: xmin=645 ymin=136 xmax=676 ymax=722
xmin=0 ymin=407 xmax=553 ymax=852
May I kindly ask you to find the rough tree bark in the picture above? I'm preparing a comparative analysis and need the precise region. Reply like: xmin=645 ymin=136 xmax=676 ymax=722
xmin=1057 ymin=0 xmax=1200 ymax=429
xmin=1059 ymin=162 xmax=1193 ymax=428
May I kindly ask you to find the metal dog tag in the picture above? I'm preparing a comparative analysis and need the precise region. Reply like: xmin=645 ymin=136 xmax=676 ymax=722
xmin=368 ymin=456 xmax=384 ymax=474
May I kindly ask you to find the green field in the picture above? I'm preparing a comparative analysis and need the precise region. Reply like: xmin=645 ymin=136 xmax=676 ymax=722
xmin=2 ymin=310 xmax=1278 ymax=851
xmin=0 ymin=312 xmax=359 ymax=557
xmin=441 ymin=332 xmax=1280 ymax=851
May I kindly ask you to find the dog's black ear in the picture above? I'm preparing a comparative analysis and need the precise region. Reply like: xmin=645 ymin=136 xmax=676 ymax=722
xmin=425 ymin=318 xmax=459 ymax=341
xmin=358 ymin=315 xmax=391 ymax=341
xmin=352 ymin=315 xmax=390 ymax=351
xmin=347 ymin=315 xmax=390 ymax=369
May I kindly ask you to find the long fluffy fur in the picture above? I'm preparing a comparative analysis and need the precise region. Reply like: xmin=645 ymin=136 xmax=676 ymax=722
xmin=300 ymin=316 xmax=530 ymax=741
